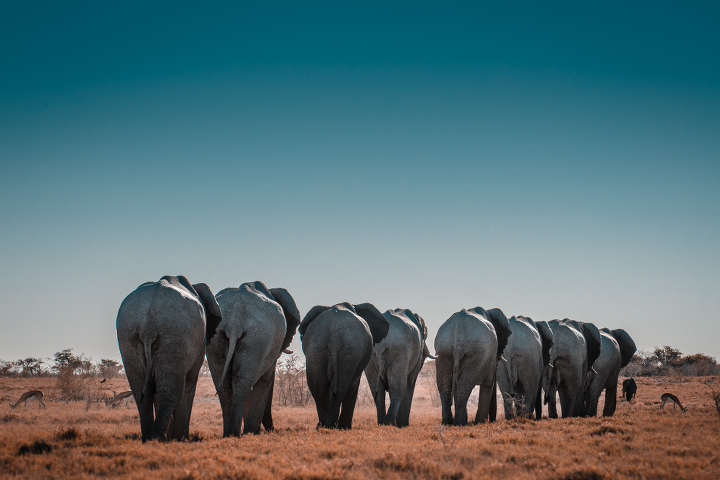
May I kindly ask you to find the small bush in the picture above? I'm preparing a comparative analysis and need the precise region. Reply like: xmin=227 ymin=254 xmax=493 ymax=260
xmin=57 ymin=428 xmax=80 ymax=441
xmin=17 ymin=440 xmax=53 ymax=456
xmin=590 ymin=425 xmax=624 ymax=436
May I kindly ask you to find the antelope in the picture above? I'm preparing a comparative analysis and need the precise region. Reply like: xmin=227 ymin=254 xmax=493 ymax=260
xmin=660 ymin=393 xmax=687 ymax=413
xmin=9 ymin=390 xmax=46 ymax=409
xmin=107 ymin=390 xmax=133 ymax=408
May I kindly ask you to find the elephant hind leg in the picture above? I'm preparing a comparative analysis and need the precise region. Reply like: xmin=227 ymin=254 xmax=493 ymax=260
xmin=137 ymin=396 xmax=155 ymax=442
xmin=435 ymin=354 xmax=454 ymax=425
xmin=244 ymin=368 xmax=275 ymax=434
xmin=262 ymin=370 xmax=276 ymax=432
xmin=474 ymin=376 xmax=495 ymax=424
xmin=395 ymin=378 xmax=418 ymax=428
xmin=385 ymin=373 xmax=408 ymax=426
xmin=602 ymin=383 xmax=618 ymax=417
xmin=338 ymin=376 xmax=362 ymax=430
xmin=152 ymin=378 xmax=185 ymax=441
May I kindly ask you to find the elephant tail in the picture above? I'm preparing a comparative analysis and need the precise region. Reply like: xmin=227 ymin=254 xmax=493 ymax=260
xmin=216 ymin=330 xmax=241 ymax=394
xmin=329 ymin=346 xmax=339 ymax=396
xmin=451 ymin=353 xmax=461 ymax=408
xmin=139 ymin=332 xmax=157 ymax=404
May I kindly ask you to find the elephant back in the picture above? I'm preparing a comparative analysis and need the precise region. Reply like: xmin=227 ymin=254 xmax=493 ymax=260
xmin=468 ymin=307 xmax=511 ymax=360
xmin=386 ymin=308 xmax=427 ymax=341
xmin=299 ymin=305 xmax=333 ymax=339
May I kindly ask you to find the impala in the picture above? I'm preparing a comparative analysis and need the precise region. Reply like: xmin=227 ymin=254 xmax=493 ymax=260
xmin=660 ymin=393 xmax=688 ymax=413
xmin=9 ymin=390 xmax=46 ymax=409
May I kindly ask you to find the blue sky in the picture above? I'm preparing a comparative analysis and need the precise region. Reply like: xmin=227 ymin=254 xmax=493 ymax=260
xmin=1 ymin=2 xmax=719 ymax=362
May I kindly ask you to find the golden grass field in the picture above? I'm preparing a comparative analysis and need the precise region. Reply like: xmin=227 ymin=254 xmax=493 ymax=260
xmin=1 ymin=374 xmax=719 ymax=479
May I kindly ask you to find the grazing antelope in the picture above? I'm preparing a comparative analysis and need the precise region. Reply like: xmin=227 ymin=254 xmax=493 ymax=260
xmin=9 ymin=390 xmax=46 ymax=409
xmin=660 ymin=393 xmax=687 ymax=413
xmin=107 ymin=390 xmax=133 ymax=408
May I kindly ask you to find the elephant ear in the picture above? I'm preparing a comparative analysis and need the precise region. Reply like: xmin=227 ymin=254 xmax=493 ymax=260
xmin=353 ymin=303 xmax=390 ymax=345
xmin=269 ymin=288 xmax=302 ymax=352
xmin=298 ymin=305 xmax=333 ymax=339
xmin=580 ymin=322 xmax=602 ymax=369
xmin=611 ymin=329 xmax=637 ymax=368
xmin=485 ymin=308 xmax=512 ymax=360
xmin=535 ymin=320 xmax=554 ymax=367
xmin=413 ymin=312 xmax=428 ymax=340
xmin=192 ymin=283 xmax=223 ymax=346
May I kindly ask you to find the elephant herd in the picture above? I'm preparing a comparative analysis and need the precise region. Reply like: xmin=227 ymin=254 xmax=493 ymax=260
xmin=116 ymin=275 xmax=636 ymax=441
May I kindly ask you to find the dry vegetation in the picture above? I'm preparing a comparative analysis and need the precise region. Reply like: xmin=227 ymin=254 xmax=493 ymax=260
xmin=1 ymin=374 xmax=720 ymax=479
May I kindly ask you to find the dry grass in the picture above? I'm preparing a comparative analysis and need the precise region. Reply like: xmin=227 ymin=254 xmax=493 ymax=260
xmin=1 ymin=375 xmax=719 ymax=479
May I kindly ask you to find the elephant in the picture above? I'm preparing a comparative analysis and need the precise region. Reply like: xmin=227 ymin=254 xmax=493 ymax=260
xmin=434 ymin=307 xmax=511 ymax=426
xmin=116 ymin=275 xmax=222 ymax=441
xmin=364 ymin=308 xmax=435 ymax=427
xmin=496 ymin=316 xmax=554 ymax=419
xmin=206 ymin=281 xmax=301 ymax=436
xmin=299 ymin=302 xmax=389 ymax=429
xmin=543 ymin=319 xmax=601 ymax=418
xmin=585 ymin=328 xmax=637 ymax=416
xmin=622 ymin=378 xmax=637 ymax=401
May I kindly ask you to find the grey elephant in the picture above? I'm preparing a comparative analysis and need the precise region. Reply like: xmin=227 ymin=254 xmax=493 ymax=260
xmin=299 ymin=302 xmax=389 ymax=429
xmin=206 ymin=281 xmax=301 ymax=436
xmin=585 ymin=328 xmax=636 ymax=416
xmin=434 ymin=307 xmax=511 ymax=426
xmin=364 ymin=308 xmax=435 ymax=427
xmin=496 ymin=316 xmax=553 ymax=419
xmin=544 ymin=319 xmax=601 ymax=418
xmin=116 ymin=275 xmax=222 ymax=441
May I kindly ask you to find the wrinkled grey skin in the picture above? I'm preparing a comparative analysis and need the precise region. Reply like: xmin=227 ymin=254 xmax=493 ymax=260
xmin=206 ymin=281 xmax=301 ymax=436
xmin=434 ymin=307 xmax=511 ymax=426
xmin=299 ymin=302 xmax=389 ymax=429
xmin=364 ymin=308 xmax=434 ymax=427
xmin=496 ymin=316 xmax=553 ymax=419
xmin=586 ymin=328 xmax=636 ymax=417
xmin=544 ymin=319 xmax=601 ymax=418
xmin=116 ymin=275 xmax=222 ymax=441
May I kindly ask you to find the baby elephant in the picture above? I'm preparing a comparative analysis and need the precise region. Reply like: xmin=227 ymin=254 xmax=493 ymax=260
xmin=622 ymin=378 xmax=637 ymax=401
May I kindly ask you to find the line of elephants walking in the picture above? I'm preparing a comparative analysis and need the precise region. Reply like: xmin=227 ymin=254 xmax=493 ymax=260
xmin=116 ymin=276 xmax=637 ymax=441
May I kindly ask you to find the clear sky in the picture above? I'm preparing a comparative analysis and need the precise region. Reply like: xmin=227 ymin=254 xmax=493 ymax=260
xmin=1 ymin=1 xmax=719 ymax=363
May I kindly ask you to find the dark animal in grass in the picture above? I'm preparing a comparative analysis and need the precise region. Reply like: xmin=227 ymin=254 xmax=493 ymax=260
xmin=622 ymin=378 xmax=637 ymax=402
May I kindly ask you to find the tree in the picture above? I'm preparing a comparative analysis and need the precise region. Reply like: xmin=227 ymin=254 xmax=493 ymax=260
xmin=53 ymin=348 xmax=99 ymax=400
xmin=99 ymin=359 xmax=123 ymax=379
xmin=653 ymin=346 xmax=682 ymax=367
xmin=15 ymin=358 xmax=44 ymax=376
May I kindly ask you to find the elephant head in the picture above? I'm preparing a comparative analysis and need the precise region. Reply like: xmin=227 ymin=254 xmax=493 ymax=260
xmin=269 ymin=288 xmax=302 ymax=354
xmin=610 ymin=329 xmax=637 ymax=368
xmin=192 ymin=283 xmax=223 ymax=346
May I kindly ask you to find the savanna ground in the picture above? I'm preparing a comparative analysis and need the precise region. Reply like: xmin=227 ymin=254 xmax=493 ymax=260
xmin=1 ymin=373 xmax=719 ymax=479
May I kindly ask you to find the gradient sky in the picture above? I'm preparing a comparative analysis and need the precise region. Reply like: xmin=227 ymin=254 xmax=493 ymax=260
xmin=1 ymin=2 xmax=719 ymax=363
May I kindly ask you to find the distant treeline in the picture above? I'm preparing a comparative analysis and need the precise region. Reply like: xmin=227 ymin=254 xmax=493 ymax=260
xmin=0 ymin=349 xmax=123 ymax=379
xmin=620 ymin=346 xmax=720 ymax=377
xmin=2 ymin=345 xmax=717 ymax=381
